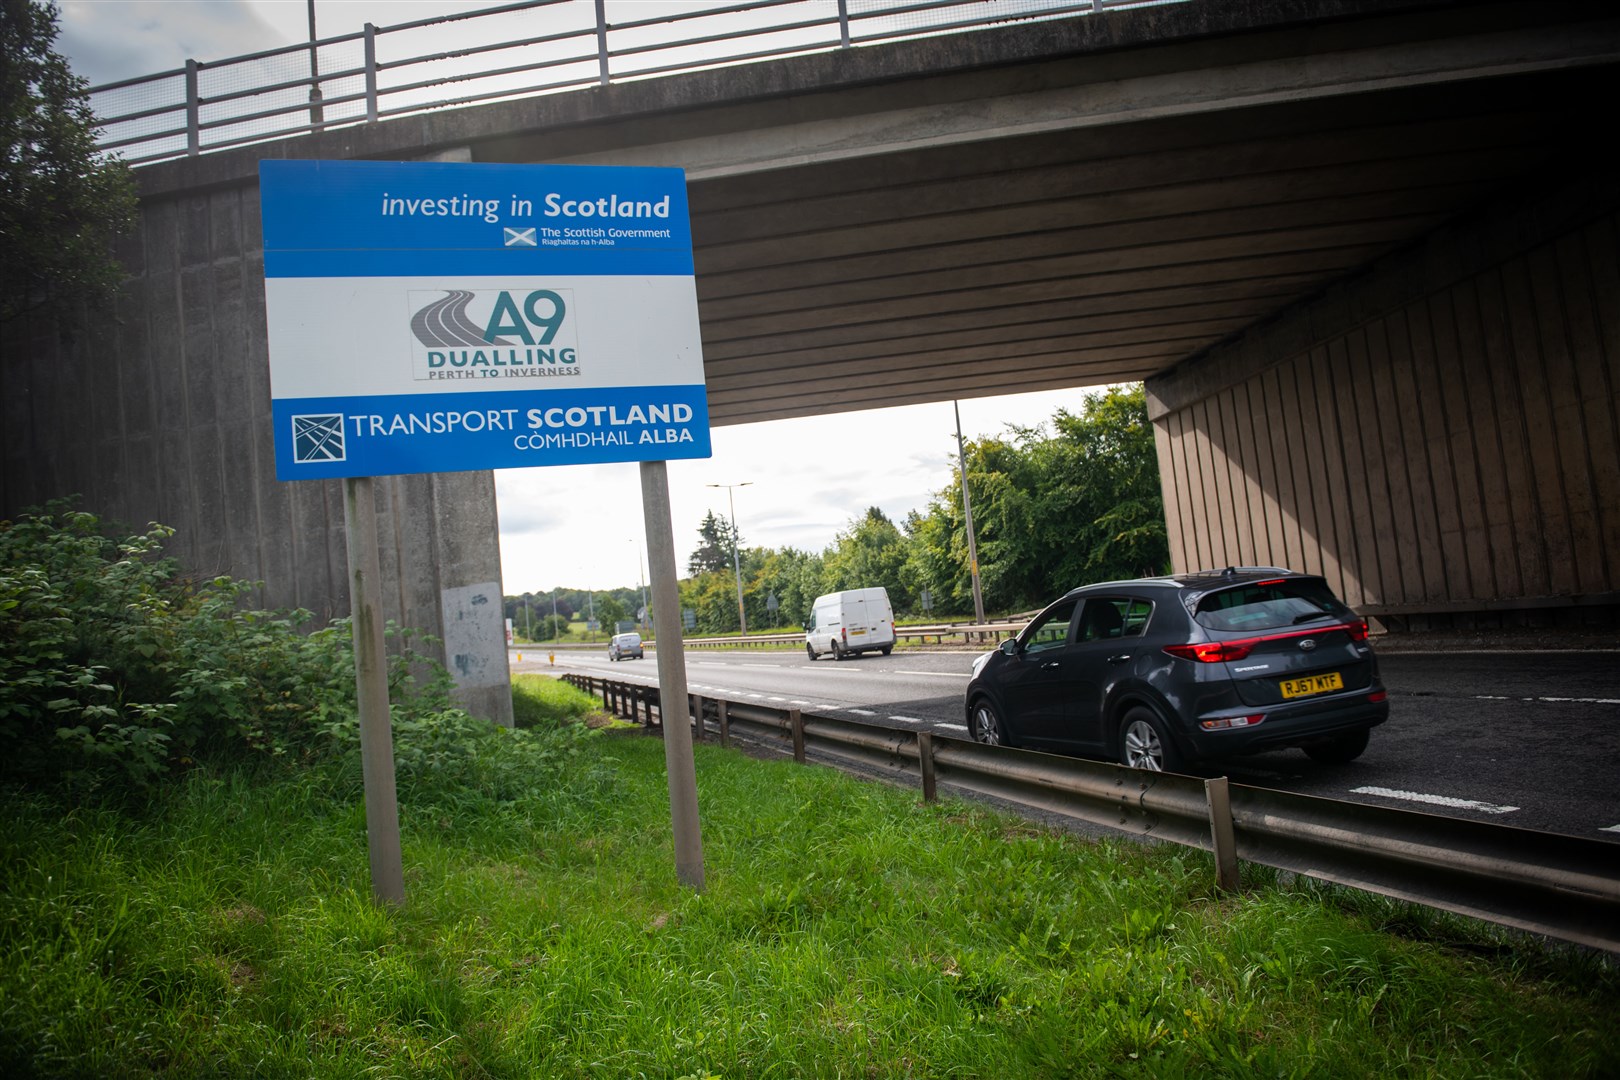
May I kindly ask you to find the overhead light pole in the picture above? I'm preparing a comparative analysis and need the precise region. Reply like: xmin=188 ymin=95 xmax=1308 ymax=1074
xmin=629 ymin=538 xmax=648 ymax=630
xmin=954 ymin=401 xmax=985 ymax=624
xmin=706 ymin=481 xmax=752 ymax=635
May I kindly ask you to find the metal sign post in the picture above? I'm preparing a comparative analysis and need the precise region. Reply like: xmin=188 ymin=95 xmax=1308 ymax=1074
xmin=642 ymin=461 xmax=704 ymax=888
xmin=342 ymin=477 xmax=404 ymax=905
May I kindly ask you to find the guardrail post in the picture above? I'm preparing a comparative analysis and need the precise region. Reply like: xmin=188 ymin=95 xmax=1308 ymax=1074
xmin=185 ymin=60 xmax=200 ymax=155
xmin=364 ymin=24 xmax=379 ymax=121
xmin=717 ymin=699 xmax=730 ymax=748
xmin=836 ymin=0 xmax=851 ymax=47
xmin=918 ymin=731 xmax=937 ymax=802
xmin=1205 ymin=776 xmax=1240 ymax=892
xmin=691 ymin=694 xmax=704 ymax=741
xmin=790 ymin=707 xmax=805 ymax=763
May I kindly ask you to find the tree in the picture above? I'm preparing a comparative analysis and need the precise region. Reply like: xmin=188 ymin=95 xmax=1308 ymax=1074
xmin=686 ymin=510 xmax=737 ymax=576
xmin=824 ymin=507 xmax=910 ymax=609
xmin=1 ymin=0 xmax=136 ymax=324
xmin=902 ymin=386 xmax=1168 ymax=612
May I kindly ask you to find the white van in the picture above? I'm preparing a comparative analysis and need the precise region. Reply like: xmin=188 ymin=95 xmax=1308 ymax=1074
xmin=805 ymin=587 xmax=896 ymax=660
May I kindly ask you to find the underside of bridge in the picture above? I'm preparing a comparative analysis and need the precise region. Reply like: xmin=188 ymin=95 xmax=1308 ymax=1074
xmin=3 ymin=0 xmax=1616 ymax=695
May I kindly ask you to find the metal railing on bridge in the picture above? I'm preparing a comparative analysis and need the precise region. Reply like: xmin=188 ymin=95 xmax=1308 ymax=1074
xmin=88 ymin=0 xmax=1185 ymax=166
xmin=564 ymin=672 xmax=1620 ymax=955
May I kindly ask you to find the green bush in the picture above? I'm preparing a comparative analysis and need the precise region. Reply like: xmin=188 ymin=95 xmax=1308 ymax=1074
xmin=0 ymin=503 xmax=461 ymax=795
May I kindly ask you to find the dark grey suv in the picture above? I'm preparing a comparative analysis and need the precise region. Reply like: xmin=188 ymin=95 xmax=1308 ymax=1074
xmin=963 ymin=568 xmax=1389 ymax=771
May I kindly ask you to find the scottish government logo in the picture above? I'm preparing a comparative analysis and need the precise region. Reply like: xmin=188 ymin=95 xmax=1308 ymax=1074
xmin=408 ymin=288 xmax=580 ymax=382
xmin=292 ymin=414 xmax=346 ymax=463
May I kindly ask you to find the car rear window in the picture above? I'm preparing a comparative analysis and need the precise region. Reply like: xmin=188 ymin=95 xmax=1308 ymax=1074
xmin=1193 ymin=578 xmax=1348 ymax=633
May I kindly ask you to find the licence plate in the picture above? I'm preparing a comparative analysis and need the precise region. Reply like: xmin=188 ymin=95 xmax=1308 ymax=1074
xmin=849 ymin=629 xmax=866 ymax=636
xmin=1279 ymin=671 xmax=1343 ymax=699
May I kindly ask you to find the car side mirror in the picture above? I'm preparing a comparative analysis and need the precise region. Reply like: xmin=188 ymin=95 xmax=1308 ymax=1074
xmin=999 ymin=638 xmax=1019 ymax=656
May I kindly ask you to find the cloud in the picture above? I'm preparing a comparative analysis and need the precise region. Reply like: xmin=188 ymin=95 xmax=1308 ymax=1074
xmin=57 ymin=0 xmax=290 ymax=86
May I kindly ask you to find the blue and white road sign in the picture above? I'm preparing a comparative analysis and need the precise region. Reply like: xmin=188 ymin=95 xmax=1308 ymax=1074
xmin=259 ymin=159 xmax=711 ymax=480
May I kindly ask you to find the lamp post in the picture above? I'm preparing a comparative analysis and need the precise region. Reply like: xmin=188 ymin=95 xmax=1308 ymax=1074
xmin=706 ymin=481 xmax=752 ymax=635
xmin=954 ymin=401 xmax=986 ymax=624
xmin=630 ymin=539 xmax=648 ymax=631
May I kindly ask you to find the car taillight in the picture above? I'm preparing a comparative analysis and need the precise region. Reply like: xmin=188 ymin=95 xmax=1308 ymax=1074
xmin=1164 ymin=620 xmax=1367 ymax=664
xmin=1368 ymin=690 xmax=1387 ymax=703
xmin=1164 ymin=640 xmax=1255 ymax=663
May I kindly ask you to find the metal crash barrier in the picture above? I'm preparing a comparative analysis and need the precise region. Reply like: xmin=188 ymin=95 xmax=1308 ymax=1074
xmin=564 ymin=674 xmax=1620 ymax=954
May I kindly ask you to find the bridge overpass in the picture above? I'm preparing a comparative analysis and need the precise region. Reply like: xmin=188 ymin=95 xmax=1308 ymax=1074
xmin=3 ymin=0 xmax=1616 ymax=717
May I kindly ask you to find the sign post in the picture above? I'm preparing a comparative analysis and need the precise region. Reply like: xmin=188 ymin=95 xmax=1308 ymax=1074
xmin=342 ymin=476 xmax=404 ymax=905
xmin=260 ymin=159 xmax=712 ymax=902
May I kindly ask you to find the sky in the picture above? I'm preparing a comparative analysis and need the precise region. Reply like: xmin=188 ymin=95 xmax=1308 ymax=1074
xmin=55 ymin=1 xmax=1111 ymax=594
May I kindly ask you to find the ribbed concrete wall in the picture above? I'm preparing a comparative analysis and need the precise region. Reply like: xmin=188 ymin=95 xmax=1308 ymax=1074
xmin=0 ymin=182 xmax=512 ymax=722
xmin=1146 ymin=176 xmax=1620 ymax=628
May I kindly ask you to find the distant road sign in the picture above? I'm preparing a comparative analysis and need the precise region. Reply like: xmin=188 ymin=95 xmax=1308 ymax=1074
xmin=260 ymin=159 xmax=710 ymax=480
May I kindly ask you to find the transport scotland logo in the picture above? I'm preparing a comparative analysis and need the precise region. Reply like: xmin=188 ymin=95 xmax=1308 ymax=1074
xmin=292 ymin=414 xmax=346 ymax=462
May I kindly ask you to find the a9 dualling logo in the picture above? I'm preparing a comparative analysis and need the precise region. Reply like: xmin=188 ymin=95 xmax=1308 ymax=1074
xmin=408 ymin=288 xmax=580 ymax=382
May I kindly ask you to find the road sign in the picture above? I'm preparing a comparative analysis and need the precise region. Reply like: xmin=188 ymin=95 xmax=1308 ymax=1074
xmin=259 ymin=159 xmax=710 ymax=479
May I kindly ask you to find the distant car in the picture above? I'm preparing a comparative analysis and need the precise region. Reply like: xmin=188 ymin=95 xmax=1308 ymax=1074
xmin=608 ymin=632 xmax=644 ymax=661
xmin=963 ymin=568 xmax=1389 ymax=771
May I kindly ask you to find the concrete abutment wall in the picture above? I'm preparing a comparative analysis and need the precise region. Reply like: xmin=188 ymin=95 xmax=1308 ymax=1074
xmin=1146 ymin=172 xmax=1620 ymax=630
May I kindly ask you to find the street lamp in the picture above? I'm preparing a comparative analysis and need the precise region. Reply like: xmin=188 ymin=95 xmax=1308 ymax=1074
xmin=954 ymin=401 xmax=986 ymax=624
xmin=629 ymin=538 xmax=648 ymax=631
xmin=706 ymin=481 xmax=752 ymax=635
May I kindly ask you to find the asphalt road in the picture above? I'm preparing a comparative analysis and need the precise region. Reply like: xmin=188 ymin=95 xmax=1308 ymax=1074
xmin=518 ymin=644 xmax=1620 ymax=843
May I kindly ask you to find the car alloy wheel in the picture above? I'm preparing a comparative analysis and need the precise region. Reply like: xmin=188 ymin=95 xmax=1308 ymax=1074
xmin=1120 ymin=707 xmax=1180 ymax=772
xmin=970 ymin=700 xmax=1004 ymax=746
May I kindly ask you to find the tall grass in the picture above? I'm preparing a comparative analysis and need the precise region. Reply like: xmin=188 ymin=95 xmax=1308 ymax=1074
xmin=2 ymin=678 xmax=1615 ymax=1078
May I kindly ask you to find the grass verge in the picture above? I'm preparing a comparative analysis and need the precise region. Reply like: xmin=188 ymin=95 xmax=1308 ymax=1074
xmin=2 ymin=678 xmax=1615 ymax=1078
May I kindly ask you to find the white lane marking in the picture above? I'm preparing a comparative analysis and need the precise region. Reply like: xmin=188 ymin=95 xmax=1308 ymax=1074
xmin=1474 ymin=694 xmax=1620 ymax=705
xmin=894 ymin=670 xmax=972 ymax=678
xmin=845 ymin=708 xmax=877 ymax=716
xmin=1351 ymin=786 xmax=1519 ymax=814
xmin=888 ymin=715 xmax=926 ymax=724
xmin=767 ymin=696 xmax=787 ymax=702
xmin=744 ymin=693 xmax=763 ymax=699
xmin=790 ymin=700 xmax=813 ymax=705
xmin=1601 ymin=824 xmax=1620 ymax=834
xmin=937 ymin=723 xmax=968 ymax=731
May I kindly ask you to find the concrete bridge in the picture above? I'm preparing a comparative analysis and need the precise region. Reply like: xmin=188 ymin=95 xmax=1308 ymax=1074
xmin=4 ymin=0 xmax=1616 ymax=718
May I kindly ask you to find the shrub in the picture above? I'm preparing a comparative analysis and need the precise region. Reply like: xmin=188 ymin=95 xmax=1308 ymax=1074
xmin=0 ymin=503 xmax=463 ymax=795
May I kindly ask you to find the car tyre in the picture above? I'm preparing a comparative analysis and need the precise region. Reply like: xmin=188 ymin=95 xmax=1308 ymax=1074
xmin=881 ymin=645 xmax=892 ymax=656
xmin=968 ymin=697 xmax=1008 ymax=746
xmin=806 ymin=642 xmax=817 ymax=661
xmin=1303 ymin=728 xmax=1369 ymax=764
xmin=1120 ymin=706 xmax=1182 ymax=773
xmin=832 ymin=640 xmax=846 ymax=661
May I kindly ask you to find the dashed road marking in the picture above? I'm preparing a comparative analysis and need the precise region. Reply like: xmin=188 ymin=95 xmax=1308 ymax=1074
xmin=888 ymin=715 xmax=926 ymax=724
xmin=1601 ymin=824 xmax=1620 ymax=834
xmin=937 ymin=722 xmax=968 ymax=732
xmin=1476 ymin=695 xmax=1620 ymax=705
xmin=1351 ymin=786 xmax=1519 ymax=814
xmin=845 ymin=708 xmax=877 ymax=716
xmin=895 ymin=670 xmax=971 ymax=678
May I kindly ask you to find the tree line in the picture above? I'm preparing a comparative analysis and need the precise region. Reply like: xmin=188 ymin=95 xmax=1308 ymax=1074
xmin=509 ymin=386 xmax=1169 ymax=638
